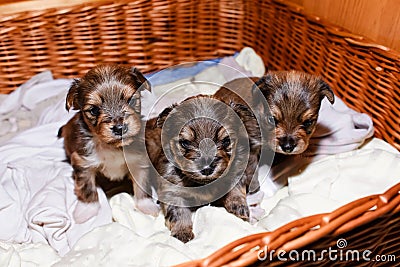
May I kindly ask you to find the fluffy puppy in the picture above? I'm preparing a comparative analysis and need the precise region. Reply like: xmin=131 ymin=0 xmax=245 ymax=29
xmin=214 ymin=71 xmax=335 ymax=156
xmin=257 ymin=70 xmax=335 ymax=155
xmin=58 ymin=64 xmax=159 ymax=219
xmin=145 ymin=95 xmax=258 ymax=242
xmin=213 ymin=77 xmax=267 ymax=193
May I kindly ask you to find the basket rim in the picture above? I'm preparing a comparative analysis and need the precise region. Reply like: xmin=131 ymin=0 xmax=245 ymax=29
xmin=0 ymin=0 xmax=399 ymax=57
xmin=175 ymin=182 xmax=400 ymax=267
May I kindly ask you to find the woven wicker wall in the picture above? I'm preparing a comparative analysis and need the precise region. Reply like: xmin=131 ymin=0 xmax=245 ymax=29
xmin=0 ymin=1 xmax=399 ymax=266
xmin=0 ymin=0 xmax=399 ymax=150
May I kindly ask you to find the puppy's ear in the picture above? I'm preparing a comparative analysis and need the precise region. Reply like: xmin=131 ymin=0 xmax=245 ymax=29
xmin=230 ymin=102 xmax=256 ymax=126
xmin=155 ymin=105 xmax=176 ymax=128
xmin=254 ymin=73 xmax=274 ymax=96
xmin=66 ymin=79 xmax=80 ymax=111
xmin=255 ymin=74 xmax=272 ymax=87
xmin=131 ymin=67 xmax=151 ymax=92
xmin=230 ymin=102 xmax=253 ymax=118
xmin=230 ymin=102 xmax=260 ymax=139
xmin=317 ymin=78 xmax=335 ymax=104
xmin=249 ymin=77 xmax=266 ymax=107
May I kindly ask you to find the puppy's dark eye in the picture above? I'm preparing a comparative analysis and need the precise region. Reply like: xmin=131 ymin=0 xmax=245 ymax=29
xmin=179 ymin=139 xmax=192 ymax=149
xmin=267 ymin=115 xmax=276 ymax=126
xmin=128 ymin=96 xmax=137 ymax=106
xmin=89 ymin=106 xmax=100 ymax=116
xmin=303 ymin=119 xmax=314 ymax=128
xmin=221 ymin=136 xmax=231 ymax=148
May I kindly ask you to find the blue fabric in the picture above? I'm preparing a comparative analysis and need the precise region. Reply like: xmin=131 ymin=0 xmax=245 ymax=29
xmin=144 ymin=53 xmax=238 ymax=86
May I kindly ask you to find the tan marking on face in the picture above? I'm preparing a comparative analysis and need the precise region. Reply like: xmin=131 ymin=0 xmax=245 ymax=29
xmin=170 ymin=118 xmax=232 ymax=183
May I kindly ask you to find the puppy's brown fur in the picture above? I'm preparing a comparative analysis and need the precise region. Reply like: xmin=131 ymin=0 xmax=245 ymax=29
xmin=145 ymin=95 xmax=258 ymax=242
xmin=59 ymin=64 xmax=159 ymax=216
xmin=257 ymin=70 xmax=334 ymax=155
xmin=213 ymin=77 xmax=266 ymax=193
xmin=215 ymin=71 xmax=334 ymax=156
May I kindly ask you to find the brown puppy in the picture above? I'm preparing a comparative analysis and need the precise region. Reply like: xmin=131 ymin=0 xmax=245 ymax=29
xmin=257 ymin=70 xmax=334 ymax=155
xmin=145 ymin=95 xmax=258 ymax=242
xmin=213 ymin=77 xmax=267 ymax=194
xmin=214 ymin=71 xmax=335 ymax=156
xmin=58 ymin=64 xmax=159 ymax=218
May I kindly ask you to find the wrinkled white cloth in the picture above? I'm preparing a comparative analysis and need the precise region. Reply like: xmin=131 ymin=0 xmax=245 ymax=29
xmin=0 ymin=71 xmax=69 ymax=144
xmin=55 ymin=198 xmax=266 ymax=266
xmin=258 ymin=138 xmax=400 ymax=231
xmin=307 ymin=95 xmax=374 ymax=155
xmin=0 ymin=78 xmax=113 ymax=256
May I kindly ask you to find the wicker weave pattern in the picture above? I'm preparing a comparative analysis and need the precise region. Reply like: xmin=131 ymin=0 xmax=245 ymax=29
xmin=0 ymin=0 xmax=399 ymax=150
xmin=0 ymin=1 xmax=399 ymax=265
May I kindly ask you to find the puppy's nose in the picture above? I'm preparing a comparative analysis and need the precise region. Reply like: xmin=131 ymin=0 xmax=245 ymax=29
xmin=200 ymin=167 xmax=214 ymax=176
xmin=200 ymin=156 xmax=213 ymax=167
xmin=279 ymin=136 xmax=296 ymax=153
xmin=112 ymin=124 xmax=128 ymax=136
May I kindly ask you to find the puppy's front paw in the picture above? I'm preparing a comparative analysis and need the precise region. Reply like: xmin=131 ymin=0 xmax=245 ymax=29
xmin=73 ymin=201 xmax=100 ymax=224
xmin=171 ymin=227 xmax=195 ymax=243
xmin=225 ymin=196 xmax=250 ymax=222
xmin=134 ymin=197 xmax=160 ymax=216
xmin=74 ymin=185 xmax=98 ymax=203
xmin=164 ymin=205 xmax=194 ymax=243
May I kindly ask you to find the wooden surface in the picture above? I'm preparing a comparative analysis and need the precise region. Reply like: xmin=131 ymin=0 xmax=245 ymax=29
xmin=0 ymin=0 xmax=107 ymax=14
xmin=289 ymin=0 xmax=400 ymax=51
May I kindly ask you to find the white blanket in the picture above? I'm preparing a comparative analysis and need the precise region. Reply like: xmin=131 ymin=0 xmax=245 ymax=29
xmin=0 ymin=77 xmax=113 ymax=256
xmin=0 ymin=48 xmax=399 ymax=266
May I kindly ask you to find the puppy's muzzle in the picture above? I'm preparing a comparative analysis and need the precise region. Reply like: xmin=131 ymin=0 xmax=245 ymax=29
xmin=279 ymin=136 xmax=297 ymax=153
xmin=112 ymin=123 xmax=129 ymax=136
xmin=199 ymin=156 xmax=216 ymax=176
xmin=200 ymin=166 xmax=215 ymax=176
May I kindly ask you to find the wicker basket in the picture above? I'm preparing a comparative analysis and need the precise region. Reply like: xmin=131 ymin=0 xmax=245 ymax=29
xmin=0 ymin=0 xmax=399 ymax=266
